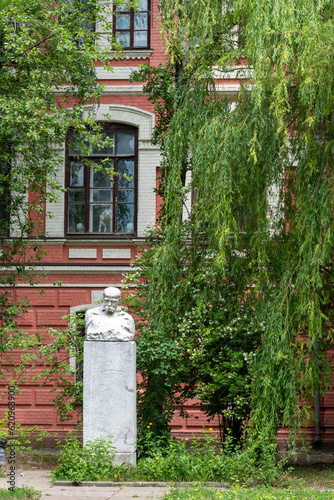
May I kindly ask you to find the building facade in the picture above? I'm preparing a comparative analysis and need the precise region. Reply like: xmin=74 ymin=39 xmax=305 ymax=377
xmin=0 ymin=0 xmax=221 ymax=441
xmin=0 ymin=0 xmax=332 ymax=448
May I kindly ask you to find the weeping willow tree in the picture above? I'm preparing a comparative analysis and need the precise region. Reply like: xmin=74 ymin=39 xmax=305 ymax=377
xmin=128 ymin=0 xmax=334 ymax=451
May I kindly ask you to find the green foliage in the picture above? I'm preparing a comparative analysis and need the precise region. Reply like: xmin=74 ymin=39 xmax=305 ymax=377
xmin=0 ymin=0 xmax=11 ymax=11
xmin=29 ymin=312 xmax=86 ymax=425
xmin=0 ymin=415 xmax=52 ymax=453
xmin=51 ymin=437 xmax=125 ymax=484
xmin=164 ymin=485 xmax=334 ymax=500
xmin=126 ymin=0 xmax=334 ymax=453
xmin=0 ymin=487 xmax=41 ymax=499
xmin=53 ymin=432 xmax=287 ymax=486
xmin=133 ymin=432 xmax=286 ymax=485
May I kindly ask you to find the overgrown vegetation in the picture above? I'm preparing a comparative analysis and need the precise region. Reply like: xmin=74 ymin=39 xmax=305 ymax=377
xmin=52 ymin=433 xmax=287 ymax=486
xmin=164 ymin=485 xmax=334 ymax=500
xmin=126 ymin=0 xmax=334 ymax=454
xmin=0 ymin=487 xmax=41 ymax=499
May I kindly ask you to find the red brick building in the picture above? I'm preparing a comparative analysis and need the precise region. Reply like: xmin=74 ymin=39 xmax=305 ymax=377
xmin=0 ymin=0 xmax=332 ymax=448
xmin=0 ymin=0 xmax=214 ymax=441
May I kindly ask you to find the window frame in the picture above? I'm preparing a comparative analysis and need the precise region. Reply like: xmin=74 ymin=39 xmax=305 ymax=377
xmin=113 ymin=0 xmax=150 ymax=50
xmin=65 ymin=123 xmax=138 ymax=238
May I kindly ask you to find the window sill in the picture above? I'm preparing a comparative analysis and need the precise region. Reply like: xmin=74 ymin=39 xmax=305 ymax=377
xmin=109 ymin=49 xmax=153 ymax=60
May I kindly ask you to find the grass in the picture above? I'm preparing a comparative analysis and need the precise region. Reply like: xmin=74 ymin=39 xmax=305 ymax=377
xmin=0 ymin=487 xmax=41 ymax=499
xmin=287 ymin=464 xmax=334 ymax=489
xmin=164 ymin=485 xmax=334 ymax=500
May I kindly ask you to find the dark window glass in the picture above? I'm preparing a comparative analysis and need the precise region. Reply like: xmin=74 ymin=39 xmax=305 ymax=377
xmin=113 ymin=0 xmax=150 ymax=49
xmin=0 ymin=165 xmax=10 ymax=237
xmin=65 ymin=124 xmax=137 ymax=236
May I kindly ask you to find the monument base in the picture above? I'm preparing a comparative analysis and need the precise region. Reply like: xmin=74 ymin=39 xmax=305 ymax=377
xmin=83 ymin=341 xmax=136 ymax=466
xmin=114 ymin=452 xmax=136 ymax=467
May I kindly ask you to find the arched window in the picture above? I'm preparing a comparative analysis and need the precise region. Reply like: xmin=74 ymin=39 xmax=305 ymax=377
xmin=65 ymin=124 xmax=137 ymax=236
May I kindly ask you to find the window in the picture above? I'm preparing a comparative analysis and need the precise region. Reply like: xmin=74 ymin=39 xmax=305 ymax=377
xmin=65 ymin=124 xmax=137 ymax=236
xmin=113 ymin=0 xmax=150 ymax=49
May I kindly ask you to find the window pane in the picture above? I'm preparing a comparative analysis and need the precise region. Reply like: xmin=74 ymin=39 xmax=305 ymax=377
xmin=134 ymin=13 xmax=148 ymax=30
xmin=116 ymin=13 xmax=130 ymax=29
xmin=69 ymin=204 xmax=85 ymax=232
xmin=116 ymin=31 xmax=130 ymax=47
xmin=134 ymin=31 xmax=148 ymax=47
xmin=90 ymin=205 xmax=112 ymax=233
xmin=117 ymin=204 xmax=134 ymax=232
xmin=90 ymin=189 xmax=113 ymax=202
xmin=138 ymin=0 xmax=148 ymax=9
xmin=116 ymin=132 xmax=135 ymax=155
xmin=118 ymin=189 xmax=134 ymax=203
xmin=91 ymin=131 xmax=114 ymax=155
xmin=69 ymin=133 xmax=91 ymax=156
xmin=118 ymin=160 xmax=134 ymax=187
xmin=70 ymin=162 xmax=84 ymax=186
xmin=69 ymin=189 xmax=85 ymax=202
xmin=91 ymin=167 xmax=113 ymax=188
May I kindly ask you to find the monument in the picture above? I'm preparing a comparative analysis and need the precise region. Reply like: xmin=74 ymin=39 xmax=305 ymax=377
xmin=83 ymin=287 xmax=136 ymax=466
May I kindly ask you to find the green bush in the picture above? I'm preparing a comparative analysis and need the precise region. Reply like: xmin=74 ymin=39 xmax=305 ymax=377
xmin=125 ymin=432 xmax=287 ymax=486
xmin=51 ymin=437 xmax=126 ymax=484
xmin=52 ymin=433 xmax=287 ymax=486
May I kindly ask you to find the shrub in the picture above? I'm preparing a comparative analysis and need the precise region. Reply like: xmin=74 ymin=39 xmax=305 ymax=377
xmin=51 ymin=437 xmax=125 ymax=484
xmin=126 ymin=432 xmax=287 ymax=486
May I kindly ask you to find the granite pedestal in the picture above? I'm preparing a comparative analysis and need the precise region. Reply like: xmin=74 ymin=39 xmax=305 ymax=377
xmin=83 ymin=340 xmax=136 ymax=466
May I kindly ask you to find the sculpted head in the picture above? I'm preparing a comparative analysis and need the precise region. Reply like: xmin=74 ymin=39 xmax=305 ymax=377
xmin=101 ymin=287 xmax=121 ymax=315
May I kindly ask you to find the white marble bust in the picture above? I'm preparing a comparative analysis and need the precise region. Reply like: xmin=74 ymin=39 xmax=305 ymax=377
xmin=85 ymin=287 xmax=135 ymax=342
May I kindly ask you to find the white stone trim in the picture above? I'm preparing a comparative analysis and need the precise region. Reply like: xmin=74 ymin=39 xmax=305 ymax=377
xmin=215 ymin=84 xmax=241 ymax=96
xmin=9 ymin=190 xmax=28 ymax=238
xmin=107 ymin=105 xmax=155 ymax=138
xmin=45 ymin=146 xmax=65 ymax=238
xmin=182 ymin=170 xmax=192 ymax=223
xmin=213 ymin=65 xmax=252 ymax=80
xmin=102 ymin=248 xmax=131 ymax=259
xmin=53 ymin=84 xmax=241 ymax=97
xmin=95 ymin=67 xmax=138 ymax=80
xmin=69 ymin=248 xmax=97 ymax=259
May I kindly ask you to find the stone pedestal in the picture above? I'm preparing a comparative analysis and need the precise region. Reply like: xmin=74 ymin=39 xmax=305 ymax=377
xmin=83 ymin=341 xmax=136 ymax=466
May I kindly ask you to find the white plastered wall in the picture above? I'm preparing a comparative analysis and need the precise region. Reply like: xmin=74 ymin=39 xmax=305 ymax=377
xmin=45 ymin=104 xmax=160 ymax=238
